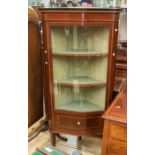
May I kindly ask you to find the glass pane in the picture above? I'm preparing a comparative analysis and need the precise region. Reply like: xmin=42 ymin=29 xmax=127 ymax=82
xmin=51 ymin=26 xmax=110 ymax=112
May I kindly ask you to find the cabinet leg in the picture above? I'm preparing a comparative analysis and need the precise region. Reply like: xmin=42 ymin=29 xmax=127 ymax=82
xmin=57 ymin=133 xmax=67 ymax=141
xmin=79 ymin=136 xmax=82 ymax=140
xmin=51 ymin=133 xmax=56 ymax=146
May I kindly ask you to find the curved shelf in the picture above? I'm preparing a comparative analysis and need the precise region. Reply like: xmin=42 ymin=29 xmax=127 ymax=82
xmin=56 ymin=100 xmax=104 ymax=112
xmin=55 ymin=76 xmax=106 ymax=87
xmin=52 ymin=49 xmax=108 ymax=57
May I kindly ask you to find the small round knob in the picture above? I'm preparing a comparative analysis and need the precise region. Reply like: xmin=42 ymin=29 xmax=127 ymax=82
xmin=45 ymin=61 xmax=48 ymax=64
xmin=77 ymin=121 xmax=80 ymax=125
xmin=116 ymin=105 xmax=121 ymax=109
xmin=115 ymin=29 xmax=118 ymax=32
xmin=44 ymin=50 xmax=47 ymax=54
xmin=113 ymin=53 xmax=116 ymax=56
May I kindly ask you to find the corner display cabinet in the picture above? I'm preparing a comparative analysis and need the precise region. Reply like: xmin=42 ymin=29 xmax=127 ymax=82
xmin=39 ymin=7 xmax=120 ymax=145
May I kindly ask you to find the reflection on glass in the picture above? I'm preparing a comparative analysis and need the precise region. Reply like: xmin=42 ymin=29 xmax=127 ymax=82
xmin=51 ymin=26 xmax=110 ymax=112
xmin=54 ymin=86 xmax=106 ymax=112
xmin=64 ymin=26 xmax=70 ymax=50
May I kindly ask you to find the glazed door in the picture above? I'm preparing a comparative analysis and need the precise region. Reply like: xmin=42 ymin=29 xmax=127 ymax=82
xmin=49 ymin=24 xmax=111 ymax=113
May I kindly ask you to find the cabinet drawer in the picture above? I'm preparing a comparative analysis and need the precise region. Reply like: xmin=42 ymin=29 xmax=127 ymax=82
xmin=108 ymin=139 xmax=127 ymax=155
xmin=55 ymin=114 xmax=102 ymax=131
xmin=110 ymin=122 xmax=127 ymax=141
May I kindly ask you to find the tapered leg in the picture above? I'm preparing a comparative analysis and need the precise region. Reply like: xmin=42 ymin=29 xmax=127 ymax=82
xmin=51 ymin=133 xmax=56 ymax=146
xmin=57 ymin=133 xmax=67 ymax=141
xmin=79 ymin=136 xmax=82 ymax=140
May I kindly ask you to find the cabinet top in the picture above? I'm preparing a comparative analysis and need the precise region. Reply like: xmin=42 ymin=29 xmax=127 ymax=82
xmin=39 ymin=7 xmax=121 ymax=21
xmin=103 ymin=82 xmax=127 ymax=124
xmin=39 ymin=7 xmax=121 ymax=12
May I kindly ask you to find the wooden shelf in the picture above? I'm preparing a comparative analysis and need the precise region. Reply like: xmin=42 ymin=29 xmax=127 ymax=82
xmin=52 ymin=49 xmax=107 ymax=57
xmin=55 ymin=76 xmax=106 ymax=87
xmin=56 ymin=100 xmax=103 ymax=112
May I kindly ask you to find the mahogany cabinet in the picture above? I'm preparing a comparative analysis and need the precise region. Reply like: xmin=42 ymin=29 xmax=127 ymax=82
xmin=39 ymin=8 xmax=120 ymax=145
xmin=28 ymin=7 xmax=43 ymax=127
xmin=102 ymin=83 xmax=127 ymax=155
xmin=115 ymin=42 xmax=127 ymax=78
